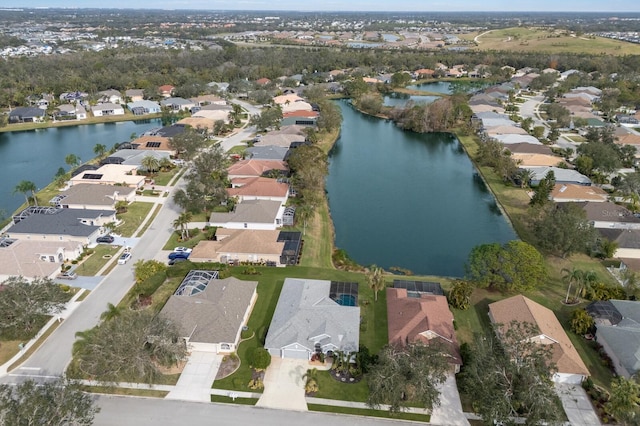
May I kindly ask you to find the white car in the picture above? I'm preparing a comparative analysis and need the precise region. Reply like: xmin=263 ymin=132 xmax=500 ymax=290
xmin=117 ymin=252 xmax=132 ymax=264
xmin=173 ymin=247 xmax=192 ymax=253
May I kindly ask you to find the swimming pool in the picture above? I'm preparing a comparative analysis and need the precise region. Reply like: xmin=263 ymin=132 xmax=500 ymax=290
xmin=336 ymin=294 xmax=357 ymax=307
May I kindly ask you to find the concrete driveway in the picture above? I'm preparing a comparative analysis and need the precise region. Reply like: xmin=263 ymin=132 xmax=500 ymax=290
xmin=429 ymin=373 xmax=470 ymax=426
xmin=555 ymin=382 xmax=601 ymax=426
xmin=166 ymin=351 xmax=223 ymax=402
xmin=256 ymin=358 xmax=308 ymax=411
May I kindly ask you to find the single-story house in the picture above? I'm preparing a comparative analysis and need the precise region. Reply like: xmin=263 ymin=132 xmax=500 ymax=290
xmin=505 ymin=143 xmax=553 ymax=155
xmin=492 ymin=134 xmax=543 ymax=145
xmin=512 ymin=153 xmax=566 ymax=168
xmin=51 ymin=183 xmax=135 ymax=209
xmin=586 ymin=300 xmax=640 ymax=378
xmin=191 ymin=108 xmax=230 ymax=123
xmin=227 ymin=159 xmax=288 ymax=179
xmin=158 ymin=85 xmax=175 ymax=97
xmin=597 ymin=228 xmax=640 ymax=258
xmin=5 ymin=206 xmax=116 ymax=245
xmin=247 ymin=146 xmax=290 ymax=161
xmin=125 ymin=89 xmax=145 ymax=102
xmin=209 ymin=199 xmax=285 ymax=230
xmin=265 ymin=278 xmax=360 ymax=359
xmin=98 ymin=89 xmax=123 ymax=104
xmin=0 ymin=238 xmax=83 ymax=282
xmin=525 ymin=167 xmax=592 ymax=186
xmin=549 ymin=184 xmax=609 ymax=203
xmin=255 ymin=133 xmax=306 ymax=148
xmin=273 ymin=93 xmax=305 ymax=105
xmin=69 ymin=164 xmax=145 ymax=188
xmin=281 ymin=110 xmax=319 ymax=127
xmin=54 ymin=104 xmax=87 ymax=120
xmin=488 ymin=295 xmax=590 ymax=384
xmin=9 ymin=107 xmax=45 ymax=123
xmin=159 ymin=272 xmax=258 ymax=353
xmin=387 ymin=286 xmax=462 ymax=372
xmin=129 ymin=135 xmax=175 ymax=155
xmin=281 ymin=100 xmax=313 ymax=114
xmin=160 ymin=97 xmax=195 ymax=112
xmin=576 ymin=201 xmax=640 ymax=229
xmin=484 ymin=125 xmax=530 ymax=137
xmin=127 ymin=100 xmax=161 ymax=115
xmin=189 ymin=229 xmax=285 ymax=266
xmin=91 ymin=103 xmax=125 ymax=117
xmin=189 ymin=95 xmax=226 ymax=106
xmin=227 ymin=177 xmax=290 ymax=203
xmin=105 ymin=149 xmax=171 ymax=169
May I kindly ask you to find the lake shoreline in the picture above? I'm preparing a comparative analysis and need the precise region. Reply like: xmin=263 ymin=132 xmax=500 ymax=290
xmin=0 ymin=113 xmax=162 ymax=134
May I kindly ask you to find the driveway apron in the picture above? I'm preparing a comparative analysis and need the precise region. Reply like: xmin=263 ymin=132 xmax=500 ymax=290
xmin=256 ymin=358 xmax=308 ymax=411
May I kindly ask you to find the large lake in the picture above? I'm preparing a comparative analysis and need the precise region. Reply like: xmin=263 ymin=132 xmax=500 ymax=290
xmin=326 ymin=101 xmax=516 ymax=277
xmin=0 ymin=120 xmax=160 ymax=218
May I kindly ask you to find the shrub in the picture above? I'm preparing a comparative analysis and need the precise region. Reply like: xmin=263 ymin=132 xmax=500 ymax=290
xmin=248 ymin=378 xmax=263 ymax=390
xmin=248 ymin=347 xmax=271 ymax=370
xmin=134 ymin=270 xmax=167 ymax=298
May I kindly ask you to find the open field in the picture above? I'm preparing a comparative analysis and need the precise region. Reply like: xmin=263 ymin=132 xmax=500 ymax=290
xmin=461 ymin=27 xmax=640 ymax=55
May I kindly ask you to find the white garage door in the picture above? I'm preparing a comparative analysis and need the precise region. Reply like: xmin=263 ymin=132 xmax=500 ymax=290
xmin=553 ymin=373 xmax=584 ymax=384
xmin=282 ymin=348 xmax=309 ymax=360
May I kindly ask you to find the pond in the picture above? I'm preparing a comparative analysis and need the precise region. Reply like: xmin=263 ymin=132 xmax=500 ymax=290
xmin=326 ymin=101 xmax=516 ymax=277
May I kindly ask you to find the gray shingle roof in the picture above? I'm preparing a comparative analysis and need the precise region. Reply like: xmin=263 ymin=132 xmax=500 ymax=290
xmin=7 ymin=208 xmax=114 ymax=237
xmin=160 ymin=276 xmax=258 ymax=344
xmin=56 ymin=184 xmax=135 ymax=207
xmin=265 ymin=278 xmax=360 ymax=355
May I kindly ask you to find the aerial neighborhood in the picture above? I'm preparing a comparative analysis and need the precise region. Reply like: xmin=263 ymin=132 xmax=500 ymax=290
xmin=2 ymin=8 xmax=640 ymax=426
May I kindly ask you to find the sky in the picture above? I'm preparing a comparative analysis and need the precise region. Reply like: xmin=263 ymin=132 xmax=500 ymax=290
xmin=11 ymin=0 xmax=640 ymax=13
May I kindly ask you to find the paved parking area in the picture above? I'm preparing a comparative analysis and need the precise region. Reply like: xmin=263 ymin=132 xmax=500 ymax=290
xmin=430 ymin=374 xmax=470 ymax=426
xmin=555 ymin=382 xmax=601 ymax=426
xmin=256 ymin=358 xmax=308 ymax=411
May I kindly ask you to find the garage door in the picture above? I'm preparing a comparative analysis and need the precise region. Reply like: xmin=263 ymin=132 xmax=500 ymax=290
xmin=553 ymin=373 xmax=584 ymax=384
xmin=282 ymin=348 xmax=309 ymax=360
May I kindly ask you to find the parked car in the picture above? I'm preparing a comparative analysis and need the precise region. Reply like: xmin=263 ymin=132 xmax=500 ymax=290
xmin=168 ymin=257 xmax=188 ymax=266
xmin=168 ymin=251 xmax=190 ymax=260
xmin=172 ymin=247 xmax=192 ymax=253
xmin=117 ymin=252 xmax=132 ymax=264
xmin=57 ymin=271 xmax=77 ymax=280
xmin=96 ymin=235 xmax=115 ymax=244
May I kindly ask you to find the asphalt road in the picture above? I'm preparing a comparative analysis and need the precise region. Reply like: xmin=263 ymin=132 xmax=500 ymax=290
xmin=93 ymin=395 xmax=417 ymax=426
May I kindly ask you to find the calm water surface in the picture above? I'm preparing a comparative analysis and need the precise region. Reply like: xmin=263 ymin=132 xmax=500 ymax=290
xmin=326 ymin=101 xmax=516 ymax=276
xmin=0 ymin=120 xmax=160 ymax=217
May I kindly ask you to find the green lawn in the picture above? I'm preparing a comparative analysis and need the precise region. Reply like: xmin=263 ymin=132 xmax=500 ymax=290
xmin=152 ymin=168 xmax=180 ymax=186
xmin=162 ymin=228 xmax=210 ymax=250
xmin=210 ymin=395 xmax=259 ymax=405
xmin=136 ymin=204 xmax=162 ymax=237
xmin=314 ymin=371 xmax=369 ymax=402
xmin=214 ymin=266 xmax=389 ymax=392
xmin=115 ymin=202 xmax=155 ymax=237
xmin=307 ymin=404 xmax=430 ymax=423
xmin=75 ymin=244 xmax=120 ymax=276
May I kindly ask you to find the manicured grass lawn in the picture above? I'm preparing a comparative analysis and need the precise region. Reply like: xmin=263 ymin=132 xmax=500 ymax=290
xmin=152 ymin=168 xmax=180 ymax=186
xmin=75 ymin=244 xmax=120 ymax=276
xmin=136 ymin=204 xmax=162 ymax=237
xmin=210 ymin=395 xmax=259 ymax=405
xmin=314 ymin=371 xmax=369 ymax=402
xmin=115 ymin=202 xmax=155 ymax=237
xmin=565 ymin=135 xmax=586 ymax=143
xmin=162 ymin=228 xmax=209 ymax=250
xmin=80 ymin=386 xmax=169 ymax=398
xmin=0 ymin=340 xmax=21 ymax=366
xmin=299 ymin=199 xmax=334 ymax=269
xmin=214 ymin=266 xmax=389 ymax=392
xmin=227 ymin=145 xmax=248 ymax=156
xmin=307 ymin=404 xmax=430 ymax=422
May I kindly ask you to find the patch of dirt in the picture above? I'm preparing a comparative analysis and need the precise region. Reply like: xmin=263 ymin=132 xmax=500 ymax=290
xmin=156 ymin=359 xmax=186 ymax=375
xmin=215 ymin=355 xmax=240 ymax=380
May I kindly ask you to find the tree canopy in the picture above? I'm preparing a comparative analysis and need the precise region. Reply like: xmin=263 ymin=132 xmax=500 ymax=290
xmin=465 ymin=241 xmax=547 ymax=292
xmin=531 ymin=203 xmax=597 ymax=258
xmin=0 ymin=276 xmax=69 ymax=340
xmin=168 ymin=127 xmax=207 ymax=161
xmin=0 ymin=378 xmax=99 ymax=426
xmin=367 ymin=343 xmax=450 ymax=413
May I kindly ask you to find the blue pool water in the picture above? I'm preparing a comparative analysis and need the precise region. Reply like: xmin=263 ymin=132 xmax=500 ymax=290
xmin=337 ymin=294 xmax=357 ymax=307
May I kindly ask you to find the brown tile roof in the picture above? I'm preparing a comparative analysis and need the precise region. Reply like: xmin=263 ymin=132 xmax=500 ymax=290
xmin=512 ymin=153 xmax=566 ymax=167
xmin=488 ymin=295 xmax=589 ymax=377
xmin=504 ymin=143 xmax=553 ymax=155
xmin=550 ymin=184 xmax=608 ymax=202
xmin=386 ymin=288 xmax=461 ymax=366
xmin=283 ymin=110 xmax=319 ymax=118
xmin=228 ymin=177 xmax=289 ymax=198
xmin=132 ymin=135 xmax=173 ymax=152
xmin=190 ymin=229 xmax=284 ymax=261
xmin=616 ymin=133 xmax=640 ymax=147
xmin=227 ymin=159 xmax=288 ymax=178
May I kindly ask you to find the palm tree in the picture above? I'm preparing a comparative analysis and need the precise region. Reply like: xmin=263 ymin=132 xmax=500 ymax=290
xmin=576 ymin=270 xmax=598 ymax=300
xmin=141 ymin=155 xmax=160 ymax=176
xmin=173 ymin=212 xmax=192 ymax=241
xmin=302 ymin=368 xmax=319 ymax=395
xmin=100 ymin=303 xmax=123 ymax=321
xmin=93 ymin=143 xmax=107 ymax=159
xmin=13 ymin=180 xmax=38 ymax=207
xmin=366 ymin=265 xmax=385 ymax=302
xmin=517 ymin=168 xmax=534 ymax=189
xmin=561 ymin=267 xmax=583 ymax=304
xmin=65 ymin=153 xmax=80 ymax=169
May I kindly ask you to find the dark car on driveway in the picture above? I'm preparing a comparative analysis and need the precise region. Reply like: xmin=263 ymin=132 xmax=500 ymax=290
xmin=168 ymin=251 xmax=190 ymax=260
xmin=96 ymin=235 xmax=115 ymax=244
xmin=168 ymin=257 xmax=188 ymax=266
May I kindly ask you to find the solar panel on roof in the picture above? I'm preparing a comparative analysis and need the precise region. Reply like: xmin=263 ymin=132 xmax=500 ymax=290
xmin=82 ymin=173 xmax=103 ymax=180
xmin=145 ymin=141 xmax=161 ymax=148
xmin=393 ymin=280 xmax=444 ymax=296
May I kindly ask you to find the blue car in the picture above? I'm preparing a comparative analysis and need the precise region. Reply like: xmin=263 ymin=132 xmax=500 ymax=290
xmin=168 ymin=251 xmax=190 ymax=260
